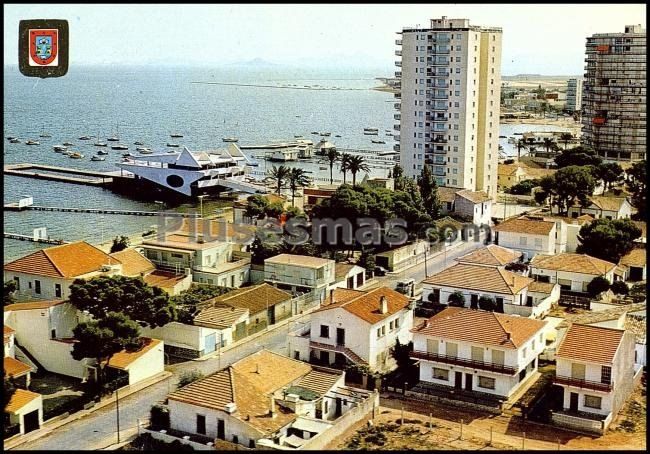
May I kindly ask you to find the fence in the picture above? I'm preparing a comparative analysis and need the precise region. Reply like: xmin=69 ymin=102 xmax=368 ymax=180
xmin=550 ymin=411 xmax=605 ymax=435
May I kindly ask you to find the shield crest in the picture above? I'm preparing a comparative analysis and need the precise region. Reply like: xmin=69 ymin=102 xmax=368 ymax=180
xmin=29 ymin=29 xmax=58 ymax=65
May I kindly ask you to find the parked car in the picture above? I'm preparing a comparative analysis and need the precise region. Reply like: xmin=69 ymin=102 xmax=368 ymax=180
xmin=373 ymin=266 xmax=388 ymax=276
xmin=395 ymin=278 xmax=415 ymax=296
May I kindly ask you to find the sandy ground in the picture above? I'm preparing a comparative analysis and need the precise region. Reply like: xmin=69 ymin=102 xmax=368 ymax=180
xmin=329 ymin=385 xmax=646 ymax=451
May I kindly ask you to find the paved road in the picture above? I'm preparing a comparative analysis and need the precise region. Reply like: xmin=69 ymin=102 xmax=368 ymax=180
xmin=15 ymin=240 xmax=482 ymax=450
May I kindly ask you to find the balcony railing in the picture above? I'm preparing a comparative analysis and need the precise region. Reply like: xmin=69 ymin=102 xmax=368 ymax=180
xmin=395 ymin=71 xmax=402 ymax=78
xmin=554 ymin=375 xmax=613 ymax=392
xmin=395 ymin=39 xmax=402 ymax=45
xmin=394 ymin=113 xmax=401 ymax=120
xmin=395 ymin=61 xmax=402 ymax=67
xmin=395 ymin=50 xmax=402 ymax=56
xmin=410 ymin=350 xmax=517 ymax=375
xmin=393 ymin=124 xmax=400 ymax=131
xmin=393 ymin=144 xmax=400 ymax=152
xmin=394 ymin=102 xmax=401 ymax=110
xmin=394 ymin=92 xmax=401 ymax=99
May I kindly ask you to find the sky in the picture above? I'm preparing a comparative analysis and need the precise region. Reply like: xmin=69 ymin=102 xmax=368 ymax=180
xmin=4 ymin=3 xmax=647 ymax=75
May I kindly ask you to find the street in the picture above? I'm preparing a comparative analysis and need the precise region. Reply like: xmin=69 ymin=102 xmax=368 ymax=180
xmin=14 ymin=239 xmax=483 ymax=450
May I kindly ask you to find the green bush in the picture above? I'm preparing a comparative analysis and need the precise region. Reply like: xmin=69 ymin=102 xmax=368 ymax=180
xmin=177 ymin=369 xmax=204 ymax=389
xmin=610 ymin=280 xmax=629 ymax=296
xmin=587 ymin=276 xmax=610 ymax=298
xmin=150 ymin=404 xmax=170 ymax=429
xmin=447 ymin=291 xmax=465 ymax=307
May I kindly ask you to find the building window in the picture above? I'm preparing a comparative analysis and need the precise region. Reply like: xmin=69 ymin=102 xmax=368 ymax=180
xmin=492 ymin=350 xmax=504 ymax=365
xmin=196 ymin=414 xmax=206 ymax=435
xmin=446 ymin=342 xmax=458 ymax=358
xmin=320 ymin=325 xmax=329 ymax=338
xmin=534 ymin=238 xmax=543 ymax=248
xmin=249 ymin=440 xmax=256 ymax=449
xmin=432 ymin=367 xmax=449 ymax=381
xmin=584 ymin=395 xmax=602 ymax=409
xmin=522 ymin=347 xmax=527 ymax=358
xmin=478 ymin=376 xmax=496 ymax=390
xmin=471 ymin=346 xmax=484 ymax=362
xmin=13 ymin=276 xmax=19 ymax=291
xmin=571 ymin=363 xmax=586 ymax=380
xmin=55 ymin=283 xmax=62 ymax=298
xmin=519 ymin=237 xmax=527 ymax=246
xmin=34 ymin=280 xmax=41 ymax=294
xmin=389 ymin=320 xmax=394 ymax=331
xmin=601 ymin=366 xmax=612 ymax=384
xmin=395 ymin=318 xmax=400 ymax=328
xmin=377 ymin=327 xmax=382 ymax=338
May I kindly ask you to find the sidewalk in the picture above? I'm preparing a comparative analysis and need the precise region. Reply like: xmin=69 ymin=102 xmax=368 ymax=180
xmin=5 ymin=371 xmax=172 ymax=450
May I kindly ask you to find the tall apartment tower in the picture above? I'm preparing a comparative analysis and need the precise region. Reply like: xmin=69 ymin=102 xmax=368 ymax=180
xmin=566 ymin=78 xmax=583 ymax=112
xmin=394 ymin=17 xmax=502 ymax=199
xmin=581 ymin=24 xmax=646 ymax=161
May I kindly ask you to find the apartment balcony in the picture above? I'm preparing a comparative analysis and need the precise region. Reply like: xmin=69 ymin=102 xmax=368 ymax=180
xmin=395 ymin=61 xmax=402 ymax=67
xmin=393 ymin=124 xmax=400 ymax=131
xmin=431 ymin=104 xmax=448 ymax=111
xmin=395 ymin=71 xmax=402 ymax=78
xmin=394 ymin=92 xmax=401 ymax=99
xmin=393 ymin=144 xmax=400 ymax=152
xmin=394 ymin=113 xmax=401 ymax=120
xmin=410 ymin=351 xmax=517 ymax=375
xmin=428 ymin=37 xmax=451 ymax=44
xmin=394 ymin=102 xmax=401 ymax=110
xmin=428 ymin=93 xmax=448 ymax=100
xmin=554 ymin=375 xmax=613 ymax=393
xmin=395 ymin=39 xmax=402 ymax=45
xmin=593 ymin=117 xmax=606 ymax=125
xmin=395 ymin=50 xmax=402 ymax=56
xmin=429 ymin=59 xmax=450 ymax=66
xmin=431 ymin=137 xmax=448 ymax=144
xmin=393 ymin=134 xmax=400 ymax=142
xmin=429 ymin=47 xmax=450 ymax=54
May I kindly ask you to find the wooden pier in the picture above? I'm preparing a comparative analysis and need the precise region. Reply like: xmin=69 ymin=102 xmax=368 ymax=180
xmin=4 ymin=232 xmax=69 ymax=245
xmin=3 ymin=204 xmax=199 ymax=218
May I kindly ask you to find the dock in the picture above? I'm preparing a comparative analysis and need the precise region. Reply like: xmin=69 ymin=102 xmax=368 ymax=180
xmin=4 ymin=163 xmax=115 ymax=186
xmin=3 ymin=204 xmax=199 ymax=218
xmin=4 ymin=232 xmax=69 ymax=245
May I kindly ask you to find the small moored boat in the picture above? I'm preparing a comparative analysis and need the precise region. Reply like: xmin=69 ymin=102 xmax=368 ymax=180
xmin=134 ymin=141 xmax=145 ymax=145
xmin=69 ymin=152 xmax=84 ymax=159
xmin=10 ymin=138 xmax=20 ymax=143
xmin=90 ymin=155 xmax=106 ymax=161
xmin=167 ymin=143 xmax=180 ymax=147
xmin=25 ymin=140 xmax=40 ymax=145
xmin=111 ymin=144 xmax=129 ymax=150
xmin=221 ymin=138 xmax=238 ymax=143
xmin=53 ymin=145 xmax=67 ymax=152
xmin=94 ymin=141 xmax=107 ymax=147
xmin=78 ymin=136 xmax=91 ymax=140
xmin=62 ymin=141 xmax=74 ymax=146
xmin=97 ymin=149 xmax=109 ymax=155
xmin=170 ymin=133 xmax=183 ymax=138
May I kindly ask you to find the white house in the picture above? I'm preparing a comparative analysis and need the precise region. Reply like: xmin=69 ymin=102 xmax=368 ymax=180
xmin=5 ymin=389 xmax=43 ymax=435
xmin=4 ymin=300 xmax=165 ymax=385
xmin=291 ymin=287 xmax=414 ymax=372
xmin=264 ymin=254 xmax=336 ymax=300
xmin=4 ymin=325 xmax=33 ymax=389
xmin=3 ymin=241 xmax=123 ymax=301
xmin=493 ymin=217 xmax=565 ymax=259
xmin=455 ymin=244 xmax=523 ymax=268
xmin=164 ymin=349 xmax=376 ymax=450
xmin=422 ymin=262 xmax=558 ymax=319
xmin=530 ymin=253 xmax=617 ymax=293
xmin=618 ymin=247 xmax=646 ymax=282
xmin=566 ymin=196 xmax=633 ymax=220
xmin=438 ymin=187 xmax=493 ymax=226
xmin=553 ymin=323 xmax=638 ymax=434
xmin=331 ymin=263 xmax=366 ymax=290
xmin=409 ymin=307 xmax=547 ymax=400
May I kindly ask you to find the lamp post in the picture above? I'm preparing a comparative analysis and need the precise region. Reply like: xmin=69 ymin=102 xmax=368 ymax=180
xmin=115 ymin=386 xmax=121 ymax=444
xmin=197 ymin=195 xmax=206 ymax=219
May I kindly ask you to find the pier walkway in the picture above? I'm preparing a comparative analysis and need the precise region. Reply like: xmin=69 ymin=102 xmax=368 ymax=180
xmin=4 ymin=163 xmax=115 ymax=186
xmin=4 ymin=233 xmax=69 ymax=245
xmin=4 ymin=204 xmax=200 ymax=218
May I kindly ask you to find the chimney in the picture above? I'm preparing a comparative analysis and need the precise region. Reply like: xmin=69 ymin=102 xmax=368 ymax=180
xmin=255 ymin=363 xmax=260 ymax=374
xmin=379 ymin=296 xmax=388 ymax=314
xmin=330 ymin=288 xmax=335 ymax=304
xmin=270 ymin=396 xmax=276 ymax=418
xmin=424 ymin=320 xmax=430 ymax=328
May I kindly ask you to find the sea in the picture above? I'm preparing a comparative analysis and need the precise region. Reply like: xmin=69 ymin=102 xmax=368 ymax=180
xmin=3 ymin=65 xmax=575 ymax=262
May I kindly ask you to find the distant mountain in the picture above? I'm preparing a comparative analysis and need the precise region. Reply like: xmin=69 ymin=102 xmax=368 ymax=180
xmin=227 ymin=58 xmax=282 ymax=67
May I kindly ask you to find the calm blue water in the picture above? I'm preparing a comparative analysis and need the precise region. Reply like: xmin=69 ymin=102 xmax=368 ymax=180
xmin=4 ymin=65 xmax=397 ymax=261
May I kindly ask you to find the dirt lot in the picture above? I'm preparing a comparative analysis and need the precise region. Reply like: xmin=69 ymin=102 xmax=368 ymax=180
xmin=330 ymin=384 xmax=647 ymax=451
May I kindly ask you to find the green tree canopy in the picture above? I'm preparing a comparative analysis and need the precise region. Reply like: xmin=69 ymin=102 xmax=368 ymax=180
xmin=170 ymin=284 xmax=232 ymax=323
xmin=552 ymin=166 xmax=596 ymax=215
xmin=627 ymin=160 xmax=646 ymax=219
xmin=577 ymin=218 xmax=642 ymax=263
xmin=268 ymin=165 xmax=290 ymax=195
xmin=4 ymin=280 xmax=17 ymax=305
xmin=595 ymin=162 xmax=624 ymax=192
xmin=245 ymin=195 xmax=269 ymax=220
xmin=287 ymin=168 xmax=311 ymax=207
xmin=448 ymin=291 xmax=465 ymax=307
xmin=586 ymin=276 xmax=610 ymax=298
xmin=554 ymin=145 xmax=602 ymax=168
xmin=610 ymin=280 xmax=629 ymax=296
xmin=478 ymin=295 xmax=497 ymax=312
xmin=417 ymin=165 xmax=441 ymax=220
xmin=110 ymin=235 xmax=130 ymax=253
xmin=68 ymin=275 xmax=176 ymax=328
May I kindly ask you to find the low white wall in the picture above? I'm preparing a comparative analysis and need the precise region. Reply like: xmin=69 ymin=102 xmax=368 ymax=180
xmin=124 ymin=341 xmax=165 ymax=386
xmin=143 ymin=428 xmax=215 ymax=450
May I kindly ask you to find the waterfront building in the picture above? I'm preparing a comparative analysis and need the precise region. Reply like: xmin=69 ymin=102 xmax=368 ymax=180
xmin=566 ymin=78 xmax=583 ymax=113
xmin=581 ymin=25 xmax=646 ymax=161
xmin=395 ymin=16 xmax=502 ymax=198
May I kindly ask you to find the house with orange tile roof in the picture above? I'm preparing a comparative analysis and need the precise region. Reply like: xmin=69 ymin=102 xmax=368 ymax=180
xmin=409 ymin=307 xmax=548 ymax=403
xmin=566 ymin=196 xmax=633 ymax=220
xmin=103 ymin=337 xmax=165 ymax=386
xmin=162 ymin=349 xmax=377 ymax=450
xmin=5 ymin=388 xmax=43 ymax=435
xmin=552 ymin=323 xmax=639 ymax=434
xmin=618 ymin=246 xmax=646 ymax=282
xmin=4 ymin=325 xmax=34 ymax=389
xmin=438 ymin=187 xmax=493 ymax=226
xmin=530 ymin=252 xmax=617 ymax=293
xmin=290 ymin=287 xmax=414 ymax=372
xmin=422 ymin=262 xmax=559 ymax=318
xmin=3 ymin=241 xmax=123 ymax=301
xmin=493 ymin=216 xmax=566 ymax=259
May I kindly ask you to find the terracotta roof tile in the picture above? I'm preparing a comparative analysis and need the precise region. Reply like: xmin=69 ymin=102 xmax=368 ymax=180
xmin=498 ymin=164 xmax=521 ymax=177
xmin=530 ymin=253 xmax=616 ymax=275
xmin=619 ymin=248 xmax=646 ymax=268
xmin=412 ymin=307 xmax=547 ymax=349
xmin=4 ymin=356 xmax=33 ymax=378
xmin=334 ymin=263 xmax=362 ymax=281
xmin=265 ymin=254 xmax=333 ymax=269
xmin=168 ymin=368 xmax=234 ymax=411
xmin=106 ymin=338 xmax=162 ymax=370
xmin=4 ymin=300 xmax=66 ymax=312
xmin=194 ymin=306 xmax=249 ymax=329
xmin=423 ymin=263 xmax=533 ymax=295
xmin=4 ymin=325 xmax=15 ymax=344
xmin=456 ymin=245 xmax=522 ymax=267
xmin=315 ymin=287 xmax=411 ymax=324
xmin=493 ymin=218 xmax=555 ymax=235
xmin=528 ymin=281 xmax=557 ymax=294
xmin=438 ymin=186 xmax=461 ymax=203
xmin=4 ymin=241 xmax=118 ymax=279
xmin=174 ymin=219 xmax=256 ymax=243
xmin=556 ymin=324 xmax=625 ymax=364
xmin=109 ymin=249 xmax=155 ymax=277
xmin=205 ymin=283 xmax=291 ymax=316
xmin=585 ymin=196 xmax=628 ymax=212
xmin=142 ymin=270 xmax=187 ymax=289
xmin=5 ymin=388 xmax=41 ymax=413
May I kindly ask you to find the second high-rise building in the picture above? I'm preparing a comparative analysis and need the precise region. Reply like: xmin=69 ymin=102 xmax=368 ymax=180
xmin=395 ymin=16 xmax=502 ymax=198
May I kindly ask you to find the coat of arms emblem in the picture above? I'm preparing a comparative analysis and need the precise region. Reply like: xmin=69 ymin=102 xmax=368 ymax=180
xmin=29 ymin=29 xmax=58 ymax=66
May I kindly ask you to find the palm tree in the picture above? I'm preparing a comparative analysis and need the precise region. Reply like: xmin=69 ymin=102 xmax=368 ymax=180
xmin=339 ymin=153 xmax=352 ymax=184
xmin=516 ymin=139 xmax=526 ymax=160
xmin=560 ymin=132 xmax=573 ymax=150
xmin=543 ymin=137 xmax=554 ymax=154
xmin=268 ymin=165 xmax=290 ymax=195
xmin=325 ymin=148 xmax=340 ymax=185
xmin=347 ymin=155 xmax=370 ymax=186
xmin=287 ymin=168 xmax=311 ymax=207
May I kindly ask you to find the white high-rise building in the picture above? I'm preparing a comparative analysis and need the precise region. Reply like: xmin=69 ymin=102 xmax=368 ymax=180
xmin=395 ymin=16 xmax=502 ymax=198
xmin=566 ymin=78 xmax=583 ymax=113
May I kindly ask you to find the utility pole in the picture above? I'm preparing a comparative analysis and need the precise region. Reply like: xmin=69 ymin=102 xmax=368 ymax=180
xmin=115 ymin=387 xmax=121 ymax=444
